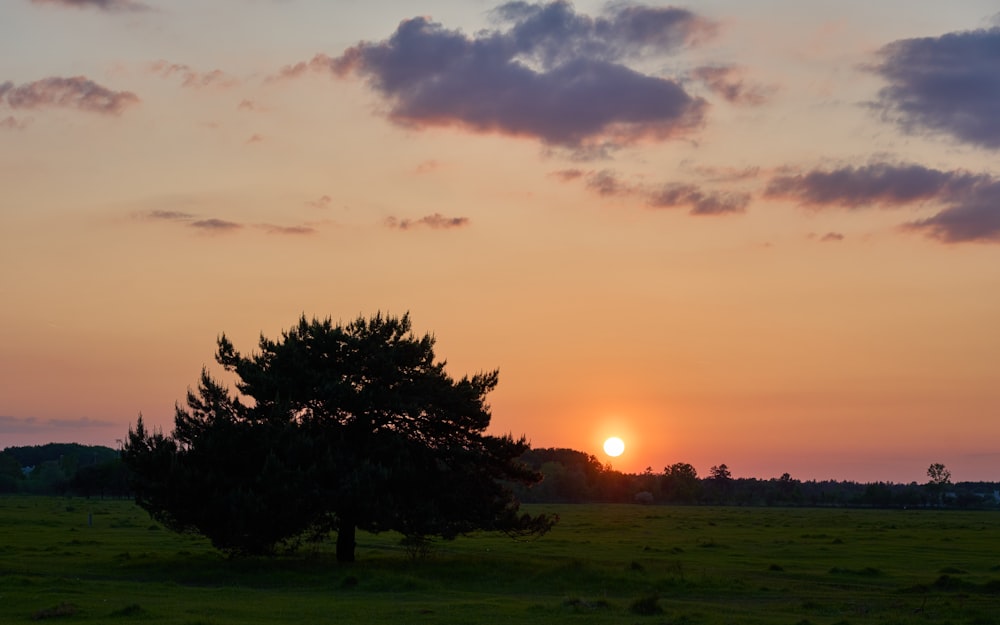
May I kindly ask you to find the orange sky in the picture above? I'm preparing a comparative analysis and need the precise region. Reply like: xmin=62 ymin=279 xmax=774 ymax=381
xmin=2 ymin=0 xmax=999 ymax=483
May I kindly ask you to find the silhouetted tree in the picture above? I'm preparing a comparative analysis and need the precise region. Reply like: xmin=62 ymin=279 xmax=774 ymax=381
xmin=709 ymin=464 xmax=732 ymax=481
xmin=926 ymin=462 xmax=952 ymax=505
xmin=0 ymin=451 xmax=23 ymax=493
xmin=661 ymin=462 xmax=700 ymax=503
xmin=927 ymin=463 xmax=951 ymax=486
xmin=123 ymin=313 xmax=554 ymax=560
xmin=705 ymin=463 xmax=734 ymax=503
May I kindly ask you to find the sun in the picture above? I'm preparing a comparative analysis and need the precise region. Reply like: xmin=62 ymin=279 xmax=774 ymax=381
xmin=603 ymin=436 xmax=625 ymax=457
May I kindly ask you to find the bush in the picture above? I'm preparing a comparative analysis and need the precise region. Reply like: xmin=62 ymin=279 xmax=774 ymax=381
xmin=628 ymin=593 xmax=663 ymax=615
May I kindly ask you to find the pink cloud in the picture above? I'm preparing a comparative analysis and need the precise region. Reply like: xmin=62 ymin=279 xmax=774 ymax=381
xmin=270 ymin=54 xmax=335 ymax=81
xmin=306 ymin=195 xmax=332 ymax=209
xmin=385 ymin=213 xmax=470 ymax=230
xmin=0 ymin=115 xmax=30 ymax=130
xmin=691 ymin=65 xmax=774 ymax=105
xmin=549 ymin=168 xmax=585 ymax=182
xmin=148 ymin=61 xmax=239 ymax=89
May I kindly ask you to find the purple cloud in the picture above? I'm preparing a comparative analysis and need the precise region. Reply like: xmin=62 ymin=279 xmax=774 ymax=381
xmin=585 ymin=169 xmax=631 ymax=196
xmin=385 ymin=213 xmax=470 ymax=230
xmin=766 ymin=162 xmax=1000 ymax=243
xmin=649 ymin=183 xmax=749 ymax=215
xmin=191 ymin=218 xmax=243 ymax=232
xmin=0 ymin=76 xmax=138 ymax=115
xmin=871 ymin=27 xmax=1000 ymax=149
xmin=765 ymin=163 xmax=985 ymax=209
xmin=565 ymin=168 xmax=747 ymax=216
xmin=258 ymin=224 xmax=316 ymax=235
xmin=902 ymin=180 xmax=1000 ymax=243
xmin=143 ymin=210 xmax=315 ymax=236
xmin=328 ymin=2 xmax=713 ymax=149
xmin=147 ymin=209 xmax=195 ymax=221
xmin=30 ymin=0 xmax=149 ymax=12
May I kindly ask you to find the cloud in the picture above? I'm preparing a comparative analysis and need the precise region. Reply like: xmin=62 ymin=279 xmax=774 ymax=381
xmin=385 ymin=213 xmax=470 ymax=230
xmin=686 ymin=164 xmax=761 ymax=183
xmin=190 ymin=218 xmax=243 ymax=232
xmin=562 ymin=168 xmax=748 ymax=215
xmin=327 ymin=1 xmax=713 ymax=149
xmin=257 ymin=224 xmax=316 ymax=235
xmin=902 ymin=180 xmax=1000 ymax=243
xmin=871 ymin=27 xmax=1000 ymax=149
xmin=648 ymin=182 xmax=750 ymax=215
xmin=549 ymin=168 xmax=585 ymax=182
xmin=691 ymin=65 xmax=772 ymax=105
xmin=0 ymin=115 xmax=30 ymax=130
xmin=765 ymin=163 xmax=985 ymax=209
xmin=246 ymin=134 xmax=263 ymax=144
xmin=585 ymin=169 xmax=632 ymax=196
xmin=148 ymin=61 xmax=239 ymax=89
xmin=306 ymin=195 xmax=332 ymax=209
xmin=0 ymin=76 xmax=139 ymax=115
xmin=0 ymin=414 xmax=116 ymax=435
xmin=415 ymin=159 xmax=441 ymax=174
xmin=270 ymin=53 xmax=335 ymax=81
xmin=143 ymin=210 xmax=316 ymax=236
xmin=30 ymin=0 xmax=149 ymax=11
xmin=146 ymin=209 xmax=195 ymax=221
xmin=766 ymin=162 xmax=1000 ymax=243
xmin=811 ymin=232 xmax=845 ymax=242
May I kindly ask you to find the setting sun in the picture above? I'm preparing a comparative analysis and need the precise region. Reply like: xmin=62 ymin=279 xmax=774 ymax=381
xmin=603 ymin=437 xmax=625 ymax=457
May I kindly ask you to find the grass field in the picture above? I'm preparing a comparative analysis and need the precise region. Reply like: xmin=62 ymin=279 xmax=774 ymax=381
xmin=1 ymin=496 xmax=998 ymax=624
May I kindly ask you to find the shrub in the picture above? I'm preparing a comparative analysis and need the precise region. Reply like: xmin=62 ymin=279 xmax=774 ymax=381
xmin=628 ymin=593 xmax=663 ymax=615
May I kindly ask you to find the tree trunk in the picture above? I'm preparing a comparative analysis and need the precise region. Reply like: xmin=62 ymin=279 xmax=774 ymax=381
xmin=336 ymin=519 xmax=356 ymax=563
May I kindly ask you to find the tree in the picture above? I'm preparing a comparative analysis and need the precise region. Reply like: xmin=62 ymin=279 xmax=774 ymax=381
xmin=123 ymin=313 xmax=554 ymax=560
xmin=926 ymin=462 xmax=952 ymax=505
xmin=709 ymin=464 xmax=732 ymax=481
xmin=0 ymin=451 xmax=23 ymax=493
xmin=927 ymin=463 xmax=951 ymax=486
xmin=706 ymin=464 xmax=733 ymax=504
xmin=661 ymin=462 xmax=700 ymax=503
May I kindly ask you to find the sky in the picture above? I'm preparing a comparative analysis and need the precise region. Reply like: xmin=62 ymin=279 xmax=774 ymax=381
xmin=2 ymin=0 xmax=999 ymax=484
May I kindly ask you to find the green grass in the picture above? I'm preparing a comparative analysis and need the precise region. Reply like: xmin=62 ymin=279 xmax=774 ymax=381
xmin=2 ymin=496 xmax=998 ymax=624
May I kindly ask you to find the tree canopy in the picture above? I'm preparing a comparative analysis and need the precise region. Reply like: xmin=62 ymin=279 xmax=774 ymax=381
xmin=123 ymin=313 xmax=554 ymax=560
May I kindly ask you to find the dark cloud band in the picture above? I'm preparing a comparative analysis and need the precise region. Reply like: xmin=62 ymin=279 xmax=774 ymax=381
xmin=766 ymin=163 xmax=1000 ymax=243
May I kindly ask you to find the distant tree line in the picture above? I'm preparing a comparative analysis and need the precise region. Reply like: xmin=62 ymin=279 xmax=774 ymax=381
xmin=0 ymin=443 xmax=130 ymax=498
xmin=512 ymin=448 xmax=1000 ymax=510
xmin=4 ymin=442 xmax=995 ymax=511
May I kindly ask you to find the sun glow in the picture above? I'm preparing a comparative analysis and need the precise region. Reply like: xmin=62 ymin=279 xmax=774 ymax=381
xmin=603 ymin=436 xmax=625 ymax=457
